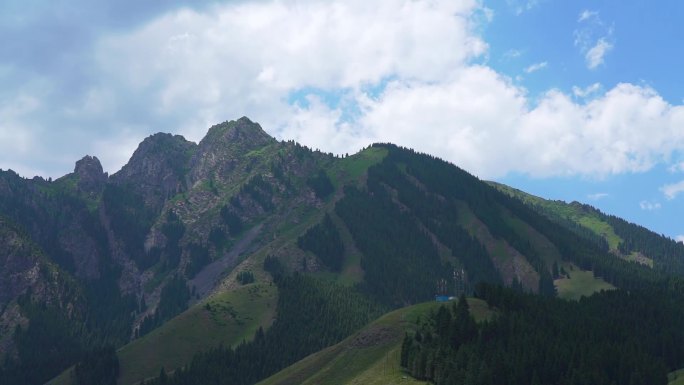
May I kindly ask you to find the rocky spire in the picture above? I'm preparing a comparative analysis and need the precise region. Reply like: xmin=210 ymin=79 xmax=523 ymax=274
xmin=74 ymin=155 xmax=107 ymax=196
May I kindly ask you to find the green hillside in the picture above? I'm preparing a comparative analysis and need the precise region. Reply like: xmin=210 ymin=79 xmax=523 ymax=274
xmin=12 ymin=122 xmax=684 ymax=385
xmin=489 ymin=182 xmax=624 ymax=250
xmin=490 ymin=182 xmax=662 ymax=268
xmin=49 ymin=282 xmax=277 ymax=385
xmin=555 ymin=263 xmax=615 ymax=301
xmin=257 ymin=298 xmax=493 ymax=385
xmin=116 ymin=143 xmax=684 ymax=385
xmin=118 ymin=283 xmax=276 ymax=385
xmin=670 ymin=369 xmax=684 ymax=385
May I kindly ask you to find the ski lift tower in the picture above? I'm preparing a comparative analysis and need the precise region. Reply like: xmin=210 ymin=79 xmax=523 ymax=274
xmin=453 ymin=268 xmax=467 ymax=298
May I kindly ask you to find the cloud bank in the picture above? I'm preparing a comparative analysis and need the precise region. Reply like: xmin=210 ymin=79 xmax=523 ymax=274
xmin=1 ymin=0 xmax=683 ymax=182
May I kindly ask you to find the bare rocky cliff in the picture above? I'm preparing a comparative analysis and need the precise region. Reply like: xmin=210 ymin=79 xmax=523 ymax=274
xmin=187 ymin=117 xmax=276 ymax=187
xmin=111 ymin=133 xmax=197 ymax=212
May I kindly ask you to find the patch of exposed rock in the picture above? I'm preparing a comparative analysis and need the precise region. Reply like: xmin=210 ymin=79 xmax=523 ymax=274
xmin=74 ymin=155 xmax=107 ymax=198
xmin=187 ymin=117 xmax=276 ymax=187
xmin=112 ymin=133 xmax=197 ymax=211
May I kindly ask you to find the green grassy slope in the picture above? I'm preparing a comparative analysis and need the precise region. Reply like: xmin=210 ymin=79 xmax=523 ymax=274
xmin=50 ymin=282 xmax=276 ymax=385
xmin=670 ymin=369 xmax=684 ymax=385
xmin=257 ymin=298 xmax=493 ymax=385
xmin=454 ymin=200 xmax=539 ymax=291
xmin=490 ymin=182 xmax=654 ymax=267
xmin=330 ymin=147 xmax=388 ymax=187
xmin=490 ymin=182 xmax=623 ymax=249
xmin=555 ymin=263 xmax=615 ymax=301
xmin=97 ymin=148 xmax=386 ymax=385
xmin=119 ymin=283 xmax=276 ymax=385
xmin=71 ymin=148 xmax=386 ymax=385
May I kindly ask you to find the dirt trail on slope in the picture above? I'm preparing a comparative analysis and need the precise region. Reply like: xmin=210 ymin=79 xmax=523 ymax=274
xmin=189 ymin=224 xmax=263 ymax=301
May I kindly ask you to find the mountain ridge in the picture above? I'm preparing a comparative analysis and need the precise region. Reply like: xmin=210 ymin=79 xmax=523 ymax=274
xmin=0 ymin=117 xmax=681 ymax=384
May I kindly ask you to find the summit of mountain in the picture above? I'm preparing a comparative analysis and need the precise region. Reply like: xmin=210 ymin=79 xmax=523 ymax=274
xmin=111 ymin=132 xmax=197 ymax=211
xmin=187 ymin=117 xmax=277 ymax=186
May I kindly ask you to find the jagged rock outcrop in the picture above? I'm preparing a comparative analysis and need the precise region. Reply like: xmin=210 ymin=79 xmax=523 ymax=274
xmin=111 ymin=133 xmax=197 ymax=211
xmin=187 ymin=117 xmax=276 ymax=187
xmin=74 ymin=155 xmax=107 ymax=198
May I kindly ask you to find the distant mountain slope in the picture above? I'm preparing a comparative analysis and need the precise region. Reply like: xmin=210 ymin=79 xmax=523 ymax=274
xmin=104 ymin=143 xmax=677 ymax=385
xmin=490 ymin=182 xmax=684 ymax=274
xmin=3 ymin=117 xmax=682 ymax=384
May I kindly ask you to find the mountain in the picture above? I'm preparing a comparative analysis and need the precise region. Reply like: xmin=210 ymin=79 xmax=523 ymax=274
xmin=0 ymin=117 xmax=682 ymax=385
xmin=490 ymin=182 xmax=684 ymax=274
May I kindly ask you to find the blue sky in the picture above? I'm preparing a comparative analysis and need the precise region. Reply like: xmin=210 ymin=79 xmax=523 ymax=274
xmin=482 ymin=0 xmax=684 ymax=239
xmin=1 ymin=0 xmax=683 ymax=240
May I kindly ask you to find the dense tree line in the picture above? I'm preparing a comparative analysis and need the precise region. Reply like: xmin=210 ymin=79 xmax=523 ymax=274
xmin=306 ymin=169 xmax=335 ymax=199
xmin=220 ymin=204 xmax=243 ymax=235
xmin=367 ymin=144 xmax=675 ymax=295
xmin=137 ymin=275 xmax=190 ymax=338
xmin=141 ymin=272 xmax=385 ymax=385
xmin=0 ymin=271 xmax=135 ymax=385
xmin=0 ymin=220 xmax=134 ymax=385
xmin=207 ymin=202 xmax=244 ymax=253
xmin=402 ymin=286 xmax=684 ymax=385
xmin=523 ymin=201 xmax=610 ymax=252
xmin=1 ymin=301 xmax=83 ymax=385
xmin=73 ymin=346 xmax=119 ymax=385
xmin=241 ymin=175 xmax=274 ymax=211
xmin=160 ymin=211 xmax=186 ymax=270
xmin=498 ymin=190 xmax=669 ymax=290
xmin=236 ymin=270 xmax=255 ymax=285
xmin=263 ymin=255 xmax=285 ymax=281
xmin=336 ymin=184 xmax=448 ymax=306
xmin=366 ymin=150 xmax=502 ymax=289
xmin=103 ymin=184 xmax=159 ymax=270
xmin=184 ymin=243 xmax=210 ymax=279
xmin=365 ymin=145 xmax=555 ymax=293
xmin=600 ymin=210 xmax=684 ymax=275
xmin=297 ymin=214 xmax=345 ymax=272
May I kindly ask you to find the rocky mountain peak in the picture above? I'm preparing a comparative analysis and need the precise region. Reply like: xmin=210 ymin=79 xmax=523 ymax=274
xmin=202 ymin=117 xmax=274 ymax=149
xmin=74 ymin=155 xmax=107 ymax=195
xmin=187 ymin=117 xmax=277 ymax=185
xmin=75 ymin=155 xmax=104 ymax=176
xmin=111 ymin=133 xmax=197 ymax=210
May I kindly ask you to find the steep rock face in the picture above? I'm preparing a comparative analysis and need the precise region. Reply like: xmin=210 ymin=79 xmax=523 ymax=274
xmin=0 ymin=220 xmax=41 ymax=309
xmin=111 ymin=133 xmax=197 ymax=211
xmin=0 ymin=218 xmax=84 ymax=358
xmin=0 ymin=219 xmax=82 ymax=309
xmin=187 ymin=117 xmax=276 ymax=187
xmin=0 ymin=170 xmax=105 ymax=279
xmin=74 ymin=155 xmax=107 ymax=198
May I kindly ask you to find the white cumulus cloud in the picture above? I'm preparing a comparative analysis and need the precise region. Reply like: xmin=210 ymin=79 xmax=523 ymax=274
xmin=661 ymin=180 xmax=684 ymax=200
xmin=2 ymin=0 xmax=684 ymax=184
xmin=573 ymin=83 xmax=602 ymax=98
xmin=585 ymin=38 xmax=614 ymax=70
xmin=588 ymin=193 xmax=609 ymax=200
xmin=85 ymin=1 xmax=684 ymax=179
xmin=524 ymin=61 xmax=548 ymax=74
xmin=668 ymin=162 xmax=684 ymax=173
xmin=578 ymin=10 xmax=598 ymax=23
xmin=639 ymin=201 xmax=661 ymax=211
xmin=575 ymin=10 xmax=614 ymax=70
